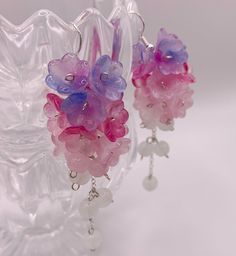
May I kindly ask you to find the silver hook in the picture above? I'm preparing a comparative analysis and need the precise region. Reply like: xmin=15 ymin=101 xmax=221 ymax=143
xmin=128 ymin=11 xmax=153 ymax=49
xmin=128 ymin=11 xmax=145 ymax=36
xmin=71 ymin=22 xmax=83 ymax=55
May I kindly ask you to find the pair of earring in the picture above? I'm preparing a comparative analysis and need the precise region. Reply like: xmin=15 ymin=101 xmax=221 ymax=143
xmin=43 ymin=6 xmax=195 ymax=253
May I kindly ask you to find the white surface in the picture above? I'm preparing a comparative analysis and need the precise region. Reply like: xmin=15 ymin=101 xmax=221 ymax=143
xmin=0 ymin=0 xmax=236 ymax=255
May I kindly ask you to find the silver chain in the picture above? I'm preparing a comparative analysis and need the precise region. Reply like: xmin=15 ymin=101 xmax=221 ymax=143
xmin=87 ymin=178 xmax=98 ymax=238
xmin=149 ymin=153 xmax=154 ymax=178
xmin=88 ymin=177 xmax=99 ymax=201
xmin=88 ymin=218 xmax=95 ymax=235
xmin=149 ymin=128 xmax=157 ymax=178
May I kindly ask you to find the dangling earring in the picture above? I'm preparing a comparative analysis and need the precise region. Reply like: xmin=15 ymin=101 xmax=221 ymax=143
xmin=43 ymin=20 xmax=130 ymax=251
xmin=130 ymin=12 xmax=196 ymax=191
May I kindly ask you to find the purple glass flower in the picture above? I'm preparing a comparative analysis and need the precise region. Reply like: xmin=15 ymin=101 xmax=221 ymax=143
xmin=61 ymin=91 xmax=106 ymax=131
xmin=91 ymin=55 xmax=127 ymax=101
xmin=132 ymin=42 xmax=156 ymax=79
xmin=154 ymin=28 xmax=188 ymax=75
xmin=46 ymin=53 xmax=89 ymax=94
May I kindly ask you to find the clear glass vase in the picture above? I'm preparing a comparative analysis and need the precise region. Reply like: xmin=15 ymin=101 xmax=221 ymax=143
xmin=0 ymin=1 xmax=136 ymax=255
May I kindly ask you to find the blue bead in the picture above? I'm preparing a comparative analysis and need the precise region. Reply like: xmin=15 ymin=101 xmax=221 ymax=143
xmin=61 ymin=92 xmax=87 ymax=114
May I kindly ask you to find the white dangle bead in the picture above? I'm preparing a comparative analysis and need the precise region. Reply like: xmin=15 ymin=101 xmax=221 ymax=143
xmin=79 ymin=199 xmax=99 ymax=219
xmin=70 ymin=171 xmax=91 ymax=185
xmin=154 ymin=141 xmax=170 ymax=157
xmin=157 ymin=120 xmax=175 ymax=131
xmin=143 ymin=176 xmax=158 ymax=191
xmin=95 ymin=188 xmax=113 ymax=208
xmin=83 ymin=230 xmax=103 ymax=251
xmin=138 ymin=141 xmax=155 ymax=157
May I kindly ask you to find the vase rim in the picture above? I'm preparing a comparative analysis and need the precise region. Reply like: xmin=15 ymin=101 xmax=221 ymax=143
xmin=0 ymin=3 xmax=130 ymax=31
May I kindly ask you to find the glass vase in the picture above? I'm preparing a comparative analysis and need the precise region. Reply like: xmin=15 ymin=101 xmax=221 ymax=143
xmin=0 ymin=2 xmax=136 ymax=255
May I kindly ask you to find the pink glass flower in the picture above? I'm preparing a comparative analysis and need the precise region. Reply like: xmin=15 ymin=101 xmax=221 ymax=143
xmin=44 ymin=93 xmax=70 ymax=137
xmin=58 ymin=128 xmax=130 ymax=177
xmin=46 ymin=53 xmax=89 ymax=94
xmin=145 ymin=69 xmax=195 ymax=99
xmin=100 ymin=100 xmax=129 ymax=142
xmin=133 ymin=70 xmax=195 ymax=129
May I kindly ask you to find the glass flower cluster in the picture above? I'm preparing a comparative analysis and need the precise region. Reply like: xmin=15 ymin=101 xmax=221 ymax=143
xmin=44 ymin=53 xmax=130 ymax=178
xmin=132 ymin=29 xmax=196 ymax=130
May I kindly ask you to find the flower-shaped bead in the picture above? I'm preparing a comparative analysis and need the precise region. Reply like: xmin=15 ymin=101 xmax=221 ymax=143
xmin=145 ymin=69 xmax=195 ymax=99
xmin=44 ymin=93 xmax=70 ymax=136
xmin=44 ymin=93 xmax=63 ymax=118
xmin=46 ymin=53 xmax=89 ymax=94
xmin=133 ymin=70 xmax=195 ymax=129
xmin=98 ymin=137 xmax=130 ymax=167
xmin=91 ymin=55 xmax=127 ymax=101
xmin=100 ymin=100 xmax=129 ymax=142
xmin=62 ymin=132 xmax=130 ymax=177
xmin=154 ymin=28 xmax=189 ymax=75
xmin=132 ymin=42 xmax=156 ymax=79
xmin=58 ymin=126 xmax=97 ymax=155
xmin=61 ymin=91 xmax=106 ymax=131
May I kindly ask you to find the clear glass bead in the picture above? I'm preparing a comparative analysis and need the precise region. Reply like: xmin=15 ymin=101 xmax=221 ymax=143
xmin=138 ymin=141 xmax=155 ymax=157
xmin=143 ymin=176 xmax=158 ymax=191
xmin=79 ymin=199 xmax=99 ymax=219
xmin=95 ymin=188 xmax=113 ymax=208
xmin=82 ymin=230 xmax=103 ymax=251
xmin=154 ymin=141 xmax=170 ymax=157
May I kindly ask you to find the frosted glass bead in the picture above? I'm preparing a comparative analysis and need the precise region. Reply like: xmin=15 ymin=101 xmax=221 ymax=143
xmin=95 ymin=188 xmax=113 ymax=208
xmin=157 ymin=120 xmax=175 ymax=131
xmin=138 ymin=141 xmax=155 ymax=157
xmin=70 ymin=172 xmax=91 ymax=185
xmin=143 ymin=176 xmax=158 ymax=191
xmin=79 ymin=199 xmax=99 ymax=219
xmin=154 ymin=141 xmax=170 ymax=157
xmin=83 ymin=230 xmax=103 ymax=251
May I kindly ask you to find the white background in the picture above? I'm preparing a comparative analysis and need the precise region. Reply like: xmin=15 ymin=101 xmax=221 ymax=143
xmin=0 ymin=0 xmax=236 ymax=255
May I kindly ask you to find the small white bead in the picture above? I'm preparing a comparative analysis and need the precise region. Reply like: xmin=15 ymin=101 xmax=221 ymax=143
xmin=143 ymin=176 xmax=158 ymax=191
xmin=83 ymin=230 xmax=103 ymax=251
xmin=157 ymin=120 xmax=175 ymax=131
xmin=70 ymin=172 xmax=91 ymax=185
xmin=79 ymin=199 xmax=99 ymax=219
xmin=138 ymin=141 xmax=155 ymax=157
xmin=154 ymin=141 xmax=170 ymax=157
xmin=95 ymin=188 xmax=113 ymax=208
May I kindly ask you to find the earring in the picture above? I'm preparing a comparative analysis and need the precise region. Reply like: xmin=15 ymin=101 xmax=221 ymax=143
xmin=43 ymin=22 xmax=130 ymax=251
xmin=130 ymin=12 xmax=196 ymax=191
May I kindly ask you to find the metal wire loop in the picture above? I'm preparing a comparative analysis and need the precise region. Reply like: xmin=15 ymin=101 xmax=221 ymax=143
xmin=128 ymin=11 xmax=145 ymax=36
xmin=128 ymin=11 xmax=153 ymax=48
xmin=71 ymin=22 xmax=83 ymax=55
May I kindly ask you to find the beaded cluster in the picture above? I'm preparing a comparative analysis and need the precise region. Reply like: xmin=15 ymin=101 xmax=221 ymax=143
xmin=44 ymin=53 xmax=130 ymax=183
xmin=132 ymin=29 xmax=196 ymax=190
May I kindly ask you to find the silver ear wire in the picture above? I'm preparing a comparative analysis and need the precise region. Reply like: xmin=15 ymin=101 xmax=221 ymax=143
xmin=71 ymin=22 xmax=83 ymax=55
xmin=128 ymin=11 xmax=145 ymax=36
xmin=128 ymin=11 xmax=154 ymax=49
